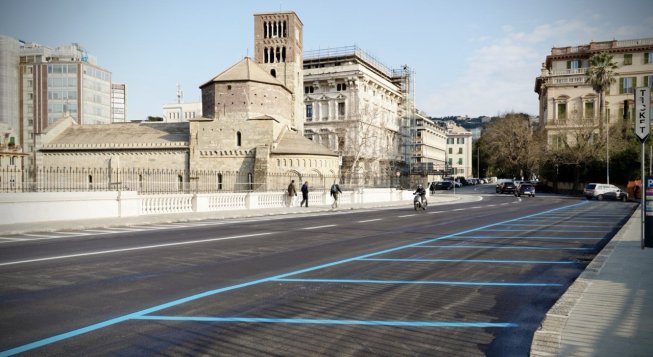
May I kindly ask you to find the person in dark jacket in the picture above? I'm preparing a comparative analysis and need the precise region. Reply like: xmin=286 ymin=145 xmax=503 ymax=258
xmin=330 ymin=182 xmax=342 ymax=208
xmin=300 ymin=181 xmax=309 ymax=207
xmin=287 ymin=180 xmax=298 ymax=207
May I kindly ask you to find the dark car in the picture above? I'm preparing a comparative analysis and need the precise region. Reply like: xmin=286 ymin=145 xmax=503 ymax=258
xmin=496 ymin=181 xmax=516 ymax=194
xmin=434 ymin=181 xmax=453 ymax=190
xmin=514 ymin=183 xmax=535 ymax=197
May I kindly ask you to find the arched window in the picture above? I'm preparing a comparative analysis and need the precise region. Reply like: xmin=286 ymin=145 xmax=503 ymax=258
xmin=247 ymin=173 xmax=253 ymax=191
xmin=282 ymin=47 xmax=286 ymax=62
xmin=138 ymin=174 xmax=143 ymax=190
xmin=9 ymin=156 xmax=16 ymax=166
xmin=88 ymin=175 xmax=93 ymax=190
xmin=276 ymin=47 xmax=281 ymax=62
xmin=178 ymin=175 xmax=183 ymax=191
xmin=263 ymin=21 xmax=268 ymax=38
xmin=217 ymin=173 xmax=223 ymax=190
xmin=270 ymin=69 xmax=276 ymax=78
xmin=283 ymin=20 xmax=287 ymax=37
xmin=236 ymin=131 xmax=242 ymax=146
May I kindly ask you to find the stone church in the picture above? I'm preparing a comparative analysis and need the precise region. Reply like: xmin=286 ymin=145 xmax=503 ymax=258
xmin=34 ymin=11 xmax=340 ymax=192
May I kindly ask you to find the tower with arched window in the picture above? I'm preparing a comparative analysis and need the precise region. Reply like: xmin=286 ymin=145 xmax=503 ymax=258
xmin=254 ymin=12 xmax=304 ymax=133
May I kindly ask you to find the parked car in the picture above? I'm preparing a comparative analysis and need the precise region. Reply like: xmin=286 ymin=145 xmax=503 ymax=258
xmin=583 ymin=183 xmax=628 ymax=201
xmin=434 ymin=181 xmax=453 ymax=190
xmin=514 ymin=183 xmax=535 ymax=197
xmin=496 ymin=181 xmax=516 ymax=194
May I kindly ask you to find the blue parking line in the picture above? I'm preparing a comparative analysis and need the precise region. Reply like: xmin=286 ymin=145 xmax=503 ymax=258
xmin=273 ymin=278 xmax=562 ymax=287
xmin=0 ymin=200 xmax=588 ymax=356
xmin=134 ymin=315 xmax=518 ymax=328
xmin=449 ymin=235 xmax=601 ymax=240
xmin=416 ymin=245 xmax=594 ymax=251
xmin=358 ymin=258 xmax=575 ymax=264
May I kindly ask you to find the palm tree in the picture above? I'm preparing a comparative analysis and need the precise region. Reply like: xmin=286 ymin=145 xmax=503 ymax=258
xmin=585 ymin=52 xmax=618 ymax=183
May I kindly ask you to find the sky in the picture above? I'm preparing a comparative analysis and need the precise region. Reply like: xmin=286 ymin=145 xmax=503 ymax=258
xmin=2 ymin=0 xmax=652 ymax=120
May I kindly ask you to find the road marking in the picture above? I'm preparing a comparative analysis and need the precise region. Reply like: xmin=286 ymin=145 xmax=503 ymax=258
xmin=0 ymin=232 xmax=273 ymax=267
xmin=428 ymin=211 xmax=445 ymax=214
xmin=274 ymin=278 xmax=561 ymax=287
xmin=22 ymin=233 xmax=63 ymax=238
xmin=358 ymin=258 xmax=575 ymax=264
xmin=416 ymin=245 xmax=594 ymax=251
xmin=0 ymin=200 xmax=589 ymax=356
xmin=451 ymin=235 xmax=600 ymax=240
xmin=134 ymin=315 xmax=517 ymax=328
xmin=302 ymin=224 xmax=336 ymax=230
xmin=357 ymin=219 xmax=382 ymax=223
xmin=398 ymin=214 xmax=416 ymax=218
xmin=0 ymin=237 xmax=28 ymax=242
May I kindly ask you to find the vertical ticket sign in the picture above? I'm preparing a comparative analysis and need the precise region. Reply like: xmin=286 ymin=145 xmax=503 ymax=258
xmin=636 ymin=87 xmax=652 ymax=248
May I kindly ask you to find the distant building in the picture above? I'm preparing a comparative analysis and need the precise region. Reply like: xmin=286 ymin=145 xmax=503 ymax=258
xmin=162 ymin=84 xmax=201 ymax=122
xmin=444 ymin=121 xmax=473 ymax=177
xmin=111 ymin=83 xmax=127 ymax=123
xmin=302 ymin=45 xmax=411 ymax=186
xmin=535 ymin=37 xmax=653 ymax=148
xmin=0 ymin=123 xmax=27 ymax=190
xmin=0 ymin=36 xmax=113 ymax=174
xmin=413 ymin=112 xmax=447 ymax=180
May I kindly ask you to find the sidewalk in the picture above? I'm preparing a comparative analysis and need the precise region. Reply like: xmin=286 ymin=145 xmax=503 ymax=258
xmin=531 ymin=209 xmax=653 ymax=357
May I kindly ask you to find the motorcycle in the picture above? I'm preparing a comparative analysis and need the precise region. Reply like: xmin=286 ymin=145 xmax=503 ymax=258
xmin=413 ymin=193 xmax=427 ymax=210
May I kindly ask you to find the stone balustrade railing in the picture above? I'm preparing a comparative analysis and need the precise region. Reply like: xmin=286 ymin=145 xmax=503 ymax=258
xmin=0 ymin=188 xmax=413 ymax=225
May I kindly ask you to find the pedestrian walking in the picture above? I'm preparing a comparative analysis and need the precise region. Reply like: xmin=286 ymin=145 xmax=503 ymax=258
xmin=287 ymin=179 xmax=298 ymax=207
xmin=300 ymin=181 xmax=309 ymax=207
xmin=330 ymin=182 xmax=342 ymax=208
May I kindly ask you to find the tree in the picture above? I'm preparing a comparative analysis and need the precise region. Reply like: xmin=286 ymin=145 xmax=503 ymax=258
xmin=479 ymin=113 xmax=543 ymax=180
xmin=585 ymin=52 xmax=618 ymax=183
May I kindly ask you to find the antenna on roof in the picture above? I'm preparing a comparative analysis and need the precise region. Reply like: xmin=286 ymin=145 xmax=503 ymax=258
xmin=176 ymin=83 xmax=183 ymax=104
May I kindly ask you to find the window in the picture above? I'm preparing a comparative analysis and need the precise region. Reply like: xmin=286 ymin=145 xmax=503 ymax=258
xmin=270 ymin=69 xmax=276 ymax=78
xmin=448 ymin=148 xmax=452 ymax=154
xmin=645 ymin=75 xmax=653 ymax=89
xmin=336 ymin=83 xmax=347 ymax=91
xmin=620 ymin=77 xmax=637 ymax=94
xmin=567 ymin=59 xmax=581 ymax=69
xmin=304 ymin=86 xmax=314 ymax=94
xmin=337 ymin=102 xmax=345 ymax=117
xmin=236 ymin=131 xmax=242 ymax=146
xmin=557 ymin=102 xmax=567 ymax=120
xmin=458 ymin=148 xmax=463 ymax=154
xmin=306 ymin=104 xmax=313 ymax=119
xmin=645 ymin=52 xmax=653 ymax=64
xmin=458 ymin=158 xmax=463 ymax=165
xmin=584 ymin=101 xmax=595 ymax=119
xmin=623 ymin=54 xmax=633 ymax=65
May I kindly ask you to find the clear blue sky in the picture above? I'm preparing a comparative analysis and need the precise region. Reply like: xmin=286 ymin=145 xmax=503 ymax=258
xmin=2 ymin=0 xmax=652 ymax=120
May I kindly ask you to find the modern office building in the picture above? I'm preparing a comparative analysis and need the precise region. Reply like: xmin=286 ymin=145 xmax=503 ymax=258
xmin=162 ymin=84 xmax=201 ymax=122
xmin=535 ymin=37 xmax=653 ymax=147
xmin=0 ymin=37 xmax=113 ymax=173
xmin=111 ymin=83 xmax=127 ymax=122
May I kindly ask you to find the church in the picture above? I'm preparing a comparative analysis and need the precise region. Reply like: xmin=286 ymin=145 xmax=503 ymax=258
xmin=34 ymin=11 xmax=340 ymax=192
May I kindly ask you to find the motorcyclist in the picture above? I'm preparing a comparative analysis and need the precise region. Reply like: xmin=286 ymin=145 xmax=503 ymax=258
xmin=413 ymin=184 xmax=427 ymax=206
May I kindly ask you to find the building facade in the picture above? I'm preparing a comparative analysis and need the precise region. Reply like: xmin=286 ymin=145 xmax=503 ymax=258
xmin=302 ymin=46 xmax=413 ymax=186
xmin=111 ymin=83 xmax=127 ymax=122
xmin=535 ymin=37 xmax=653 ymax=148
xmin=0 ymin=37 xmax=114 ymax=174
xmin=444 ymin=121 xmax=473 ymax=177
xmin=413 ymin=112 xmax=448 ymax=181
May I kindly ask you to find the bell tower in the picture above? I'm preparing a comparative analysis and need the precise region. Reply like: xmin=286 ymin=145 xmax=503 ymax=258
xmin=254 ymin=11 xmax=304 ymax=132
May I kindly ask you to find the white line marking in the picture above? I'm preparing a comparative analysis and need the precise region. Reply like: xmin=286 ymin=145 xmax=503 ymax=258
xmin=302 ymin=224 xmax=337 ymax=230
xmin=0 ymin=237 xmax=28 ymax=241
xmin=358 ymin=219 xmax=382 ymax=223
xmin=398 ymin=214 xmax=416 ymax=218
xmin=22 ymin=233 xmax=63 ymax=238
xmin=452 ymin=208 xmax=464 ymax=211
xmin=0 ymin=232 xmax=273 ymax=267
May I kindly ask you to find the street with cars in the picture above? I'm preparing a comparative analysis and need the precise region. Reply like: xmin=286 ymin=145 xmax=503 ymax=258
xmin=0 ymin=184 xmax=637 ymax=356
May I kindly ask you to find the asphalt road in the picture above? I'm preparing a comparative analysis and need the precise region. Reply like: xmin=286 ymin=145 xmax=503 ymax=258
xmin=0 ymin=187 xmax=637 ymax=356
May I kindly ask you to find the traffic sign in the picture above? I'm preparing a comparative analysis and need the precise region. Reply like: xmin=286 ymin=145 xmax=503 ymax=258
xmin=635 ymin=87 xmax=651 ymax=142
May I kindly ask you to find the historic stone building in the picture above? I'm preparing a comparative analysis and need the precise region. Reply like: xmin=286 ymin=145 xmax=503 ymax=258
xmin=33 ymin=11 xmax=339 ymax=192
